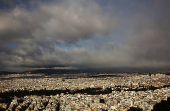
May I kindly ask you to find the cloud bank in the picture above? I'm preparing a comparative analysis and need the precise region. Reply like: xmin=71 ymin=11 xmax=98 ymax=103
xmin=0 ymin=0 xmax=170 ymax=71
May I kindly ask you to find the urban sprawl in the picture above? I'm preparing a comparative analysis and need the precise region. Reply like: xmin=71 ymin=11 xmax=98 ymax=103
xmin=0 ymin=73 xmax=170 ymax=111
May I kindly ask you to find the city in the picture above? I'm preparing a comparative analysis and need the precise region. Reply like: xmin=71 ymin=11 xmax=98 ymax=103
xmin=0 ymin=73 xmax=170 ymax=111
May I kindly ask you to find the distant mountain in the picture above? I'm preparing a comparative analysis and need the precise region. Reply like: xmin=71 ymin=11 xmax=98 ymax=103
xmin=0 ymin=71 xmax=17 ymax=75
xmin=1 ymin=67 xmax=170 ymax=75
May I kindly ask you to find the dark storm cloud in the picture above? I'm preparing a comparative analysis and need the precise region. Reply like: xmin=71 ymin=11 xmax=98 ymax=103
xmin=0 ymin=0 xmax=118 ymax=71
xmin=126 ymin=0 xmax=170 ymax=68
xmin=2 ymin=0 xmax=15 ymax=8
xmin=0 ymin=0 xmax=117 ymax=43
xmin=0 ymin=0 xmax=170 ymax=71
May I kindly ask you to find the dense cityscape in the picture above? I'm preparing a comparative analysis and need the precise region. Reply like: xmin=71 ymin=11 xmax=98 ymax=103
xmin=0 ymin=0 xmax=170 ymax=111
xmin=0 ymin=72 xmax=170 ymax=111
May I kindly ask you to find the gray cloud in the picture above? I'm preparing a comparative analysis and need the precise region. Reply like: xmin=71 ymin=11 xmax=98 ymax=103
xmin=2 ymin=0 xmax=15 ymax=8
xmin=0 ymin=0 xmax=119 ymax=71
xmin=126 ymin=0 xmax=170 ymax=68
xmin=0 ymin=43 xmax=131 ymax=71
xmin=0 ymin=0 xmax=170 ymax=71
xmin=0 ymin=0 xmax=117 ymax=44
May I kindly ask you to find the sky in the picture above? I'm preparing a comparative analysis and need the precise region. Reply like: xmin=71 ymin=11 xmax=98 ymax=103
xmin=0 ymin=0 xmax=170 ymax=72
